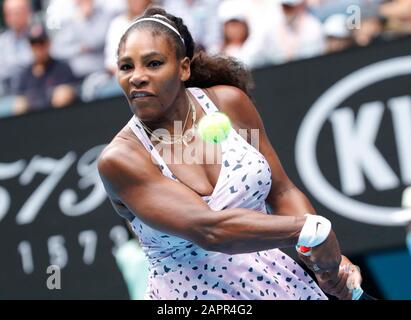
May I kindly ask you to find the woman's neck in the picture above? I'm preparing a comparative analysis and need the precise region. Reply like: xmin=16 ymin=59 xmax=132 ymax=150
xmin=144 ymin=87 xmax=192 ymax=137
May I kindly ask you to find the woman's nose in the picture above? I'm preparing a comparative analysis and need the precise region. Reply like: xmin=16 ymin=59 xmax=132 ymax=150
xmin=129 ymin=69 xmax=149 ymax=87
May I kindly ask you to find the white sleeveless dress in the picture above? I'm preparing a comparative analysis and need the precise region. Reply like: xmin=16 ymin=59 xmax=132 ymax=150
xmin=126 ymin=87 xmax=326 ymax=300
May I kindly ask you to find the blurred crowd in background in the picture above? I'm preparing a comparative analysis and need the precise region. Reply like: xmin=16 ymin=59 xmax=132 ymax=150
xmin=0 ymin=0 xmax=410 ymax=118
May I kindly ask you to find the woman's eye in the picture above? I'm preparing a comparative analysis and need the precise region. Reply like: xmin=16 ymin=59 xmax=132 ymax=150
xmin=119 ymin=64 xmax=132 ymax=71
xmin=148 ymin=60 xmax=163 ymax=68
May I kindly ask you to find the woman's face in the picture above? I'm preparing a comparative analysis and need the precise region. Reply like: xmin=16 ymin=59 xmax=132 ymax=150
xmin=117 ymin=28 xmax=190 ymax=121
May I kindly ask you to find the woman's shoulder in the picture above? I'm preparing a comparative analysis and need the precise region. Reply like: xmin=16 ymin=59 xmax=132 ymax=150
xmin=203 ymin=85 xmax=249 ymax=106
xmin=202 ymin=85 xmax=258 ymax=129
xmin=97 ymin=126 xmax=156 ymax=183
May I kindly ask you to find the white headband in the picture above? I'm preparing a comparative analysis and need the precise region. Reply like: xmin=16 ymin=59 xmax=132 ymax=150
xmin=126 ymin=15 xmax=185 ymax=45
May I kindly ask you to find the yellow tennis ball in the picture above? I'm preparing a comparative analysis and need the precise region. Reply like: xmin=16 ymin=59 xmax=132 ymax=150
xmin=198 ymin=112 xmax=232 ymax=144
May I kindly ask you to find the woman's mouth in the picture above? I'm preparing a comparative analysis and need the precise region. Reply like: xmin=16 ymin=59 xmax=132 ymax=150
xmin=130 ymin=91 xmax=155 ymax=100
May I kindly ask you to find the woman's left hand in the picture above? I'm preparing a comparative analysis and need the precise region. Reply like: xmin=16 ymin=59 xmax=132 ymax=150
xmin=340 ymin=256 xmax=363 ymax=295
xmin=314 ymin=255 xmax=363 ymax=300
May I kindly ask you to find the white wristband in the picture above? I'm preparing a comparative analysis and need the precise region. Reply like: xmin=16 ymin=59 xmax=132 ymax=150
xmin=297 ymin=214 xmax=332 ymax=248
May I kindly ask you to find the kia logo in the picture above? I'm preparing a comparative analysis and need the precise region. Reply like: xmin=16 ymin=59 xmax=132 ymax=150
xmin=296 ymin=56 xmax=411 ymax=226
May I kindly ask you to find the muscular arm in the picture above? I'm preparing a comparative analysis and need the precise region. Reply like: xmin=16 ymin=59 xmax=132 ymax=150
xmin=208 ymin=85 xmax=364 ymax=299
xmin=98 ymin=139 xmax=307 ymax=255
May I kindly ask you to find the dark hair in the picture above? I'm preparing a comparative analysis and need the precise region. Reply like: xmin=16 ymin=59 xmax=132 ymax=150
xmin=117 ymin=7 xmax=254 ymax=96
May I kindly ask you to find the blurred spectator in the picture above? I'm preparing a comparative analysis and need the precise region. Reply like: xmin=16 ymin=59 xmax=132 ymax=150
xmin=323 ymin=13 xmax=355 ymax=53
xmin=219 ymin=16 xmax=250 ymax=60
xmin=235 ymin=0 xmax=283 ymax=37
xmin=105 ymin=0 xmax=152 ymax=75
xmin=379 ymin=0 xmax=411 ymax=34
xmin=214 ymin=0 xmax=329 ymax=68
xmin=353 ymin=15 xmax=385 ymax=46
xmin=79 ymin=0 xmax=153 ymax=102
xmin=161 ymin=0 xmax=221 ymax=51
xmin=44 ymin=0 xmax=76 ymax=31
xmin=12 ymin=23 xmax=76 ymax=115
xmin=0 ymin=0 xmax=401 ymax=112
xmin=51 ymin=0 xmax=115 ymax=81
xmin=210 ymin=3 xmax=250 ymax=61
xmin=212 ymin=0 xmax=283 ymax=69
xmin=264 ymin=0 xmax=326 ymax=64
xmin=45 ymin=0 xmax=126 ymax=33
xmin=0 ymin=0 xmax=33 ymax=96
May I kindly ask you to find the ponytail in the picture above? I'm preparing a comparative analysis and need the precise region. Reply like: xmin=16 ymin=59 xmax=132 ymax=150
xmin=185 ymin=50 xmax=254 ymax=97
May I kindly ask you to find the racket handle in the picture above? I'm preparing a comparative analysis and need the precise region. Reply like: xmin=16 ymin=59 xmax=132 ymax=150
xmin=353 ymin=287 xmax=377 ymax=300
xmin=352 ymin=287 xmax=363 ymax=300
